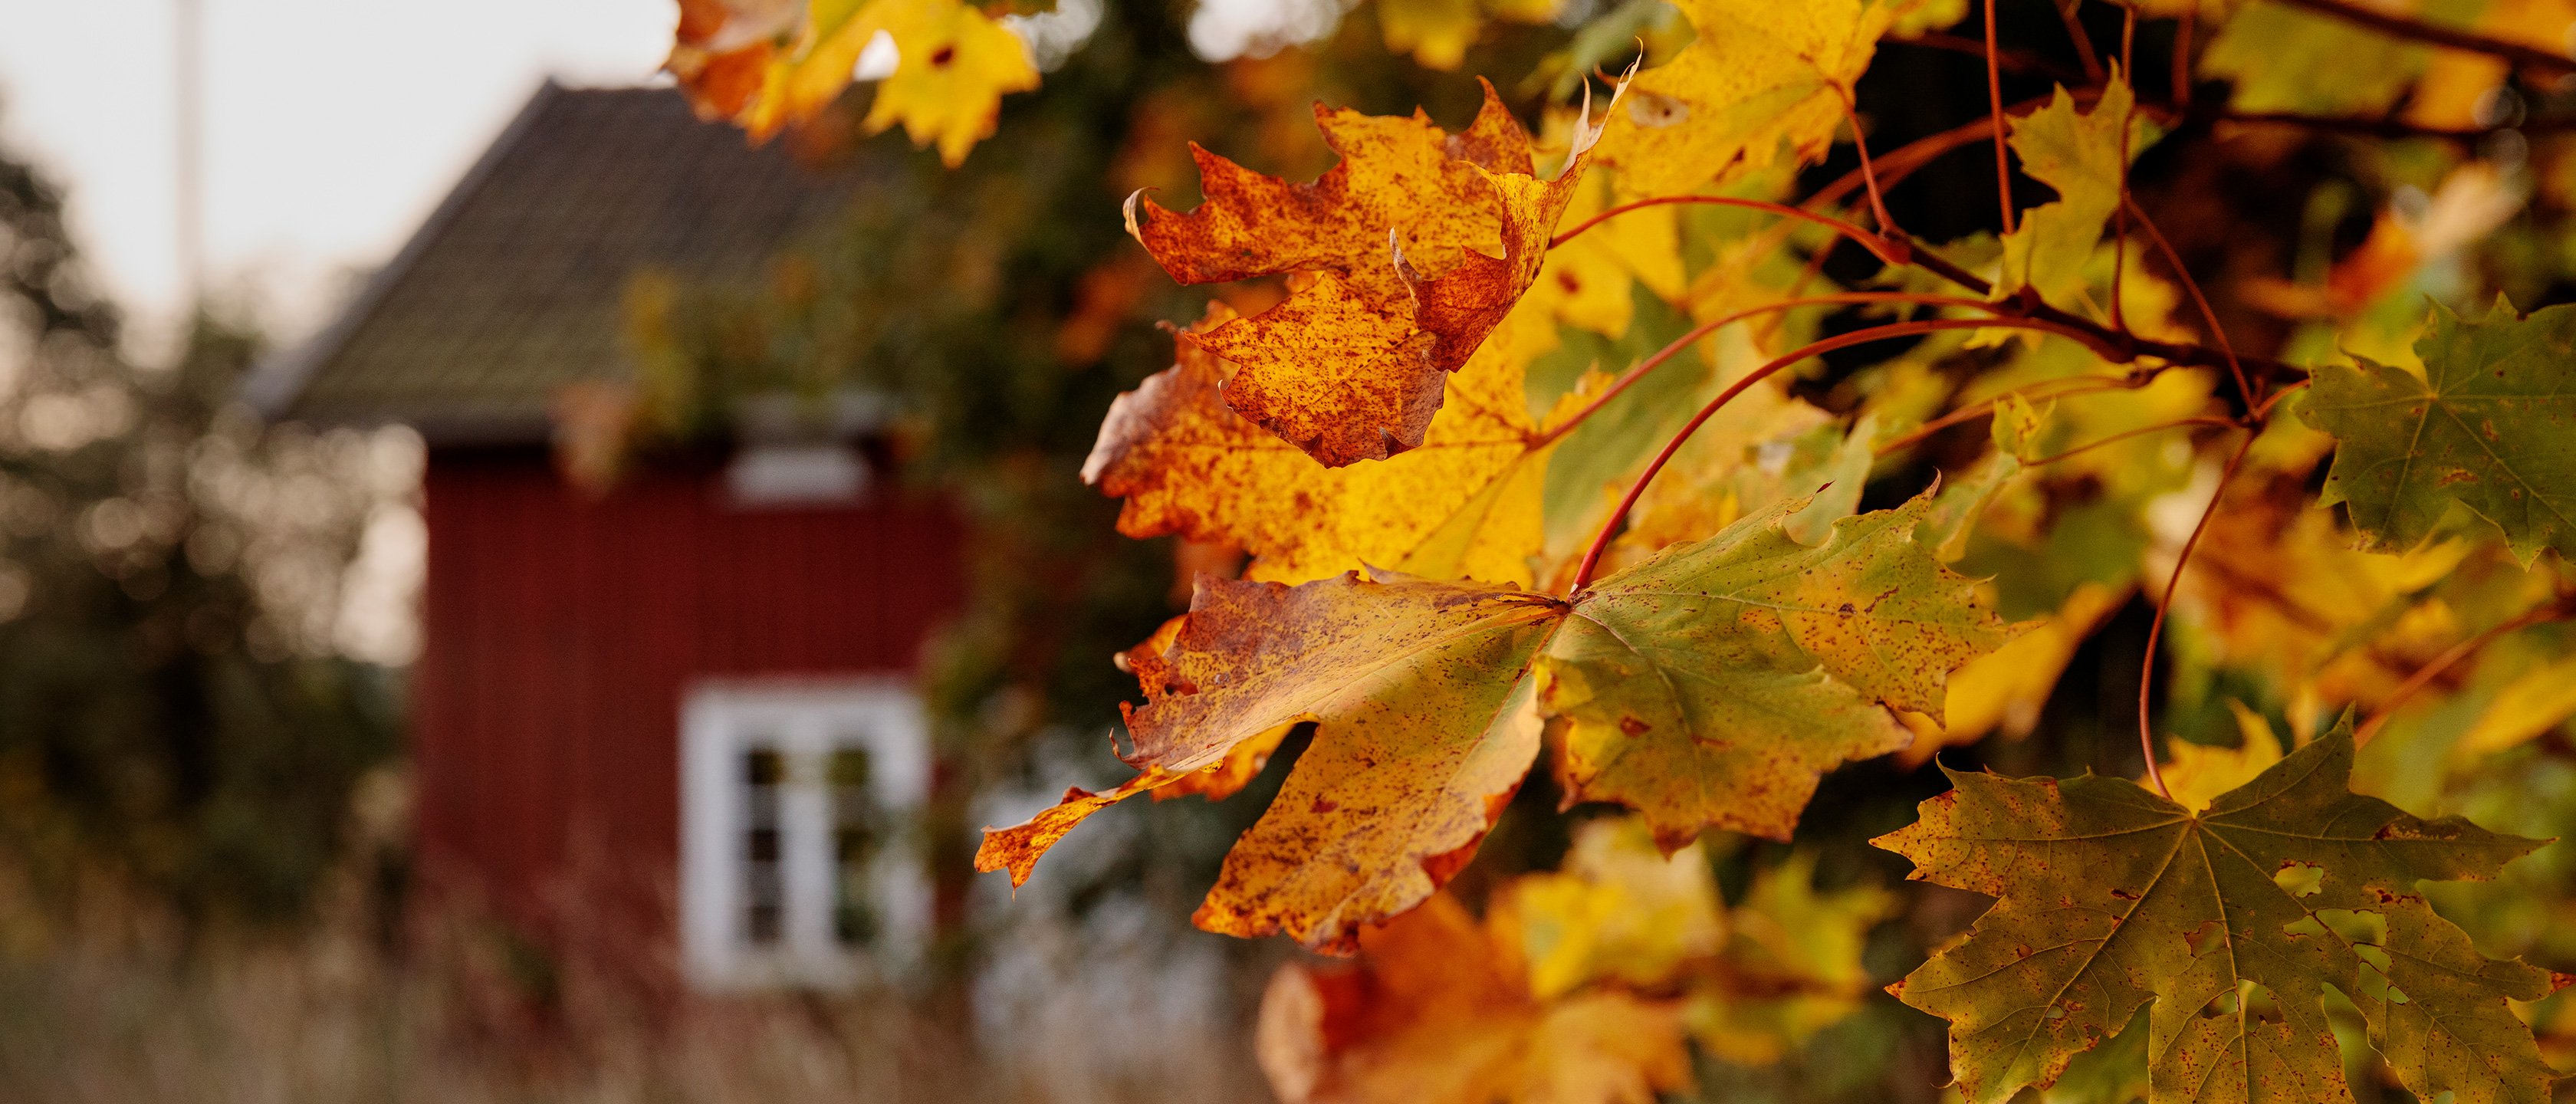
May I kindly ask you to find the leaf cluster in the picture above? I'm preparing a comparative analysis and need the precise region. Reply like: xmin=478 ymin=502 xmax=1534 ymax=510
xmin=669 ymin=0 xmax=2576 ymax=1097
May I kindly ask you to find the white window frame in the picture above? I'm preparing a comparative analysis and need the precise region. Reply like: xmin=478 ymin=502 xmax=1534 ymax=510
xmin=679 ymin=678 xmax=931 ymax=991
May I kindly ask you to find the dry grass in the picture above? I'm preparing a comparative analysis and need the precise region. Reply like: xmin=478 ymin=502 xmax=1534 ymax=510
xmin=0 ymin=850 xmax=1269 ymax=1104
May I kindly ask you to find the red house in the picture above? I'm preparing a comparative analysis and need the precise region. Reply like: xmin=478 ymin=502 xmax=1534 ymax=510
xmin=251 ymin=82 xmax=963 ymax=989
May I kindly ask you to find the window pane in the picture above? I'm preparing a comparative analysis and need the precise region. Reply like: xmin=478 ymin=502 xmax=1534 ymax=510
xmin=741 ymin=746 xmax=784 ymax=946
xmin=830 ymin=745 xmax=882 ymax=945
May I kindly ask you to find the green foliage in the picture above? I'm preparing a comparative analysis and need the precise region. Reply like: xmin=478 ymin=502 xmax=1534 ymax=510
xmin=2308 ymin=298 xmax=2576 ymax=567
xmin=1882 ymin=722 xmax=2558 ymax=1104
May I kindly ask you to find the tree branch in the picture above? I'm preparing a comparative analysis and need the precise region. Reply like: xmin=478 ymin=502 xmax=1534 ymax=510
xmin=2272 ymin=0 xmax=2576 ymax=77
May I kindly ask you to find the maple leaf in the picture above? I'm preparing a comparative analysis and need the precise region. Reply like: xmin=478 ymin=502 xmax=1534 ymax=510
xmin=2305 ymin=298 xmax=2576 ymax=567
xmin=668 ymin=0 xmax=1038 ymax=165
xmin=1258 ymin=820 xmax=1889 ymax=1102
xmin=839 ymin=0 xmax=1043 ymax=166
xmin=1876 ymin=721 xmax=2561 ymax=1104
xmin=1506 ymin=817 xmax=1727 ymax=1000
xmin=1589 ymin=0 xmax=1889 ymax=198
xmin=977 ymin=569 xmax=1560 ymax=951
xmin=2160 ymin=704 xmax=2288 ymax=813
xmin=1082 ymin=301 xmax=1553 ymax=588
xmin=1995 ymin=74 xmax=2159 ymax=310
xmin=1546 ymin=494 xmax=2019 ymax=849
xmin=1125 ymin=81 xmax=1617 ymax=466
xmin=1257 ymin=892 xmax=1693 ymax=1104
xmin=976 ymin=494 xmax=2016 ymax=949
xmin=1520 ymin=168 xmax=1685 ymax=341
xmin=666 ymin=0 xmax=800 ymax=121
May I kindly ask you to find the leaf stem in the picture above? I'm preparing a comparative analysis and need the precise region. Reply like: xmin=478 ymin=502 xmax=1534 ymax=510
xmin=1533 ymin=292 xmax=1999 ymax=449
xmin=1837 ymin=87 xmax=1900 ymax=236
xmin=2138 ymin=429 xmax=2256 ymax=800
xmin=1566 ymin=316 xmax=2096 ymax=593
xmin=1548 ymin=196 xmax=1904 ymax=264
xmin=2024 ymin=416 xmax=2239 ymax=467
xmin=1986 ymin=0 xmax=2018 ymax=237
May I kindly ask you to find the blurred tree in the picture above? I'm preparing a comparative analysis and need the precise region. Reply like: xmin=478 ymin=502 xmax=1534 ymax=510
xmin=0 ymin=130 xmax=403 ymax=925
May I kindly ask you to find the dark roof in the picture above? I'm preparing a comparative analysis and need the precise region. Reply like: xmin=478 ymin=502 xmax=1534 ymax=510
xmin=248 ymin=81 xmax=860 ymax=445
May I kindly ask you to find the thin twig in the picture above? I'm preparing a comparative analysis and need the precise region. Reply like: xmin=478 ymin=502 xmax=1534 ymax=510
xmin=1567 ymin=316 xmax=2101 ymax=593
xmin=2121 ymin=196 xmax=2252 ymax=409
xmin=1534 ymin=292 xmax=1999 ymax=448
xmin=2025 ymin=416 xmax=2238 ymax=467
xmin=1870 ymin=376 xmax=2143 ymax=457
xmin=2139 ymin=429 xmax=2256 ymax=800
xmin=2171 ymin=10 xmax=2193 ymax=112
xmin=1803 ymin=106 xmax=2038 ymax=214
xmin=2111 ymin=7 xmax=2136 ymax=334
xmin=1548 ymin=196 xmax=1903 ymax=264
xmin=2250 ymin=376 xmax=2312 ymax=421
xmin=2356 ymin=600 xmax=2576 ymax=745
xmin=1986 ymin=0 xmax=2018 ymax=235
xmin=2273 ymin=0 xmax=2576 ymax=77
xmin=2121 ymin=7 xmax=2136 ymax=81
xmin=2055 ymin=0 xmax=2106 ymax=86
xmin=2211 ymin=109 xmax=2576 ymax=141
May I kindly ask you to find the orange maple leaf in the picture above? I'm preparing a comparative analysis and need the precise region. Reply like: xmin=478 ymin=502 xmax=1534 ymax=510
xmin=1124 ymin=80 xmax=1617 ymax=466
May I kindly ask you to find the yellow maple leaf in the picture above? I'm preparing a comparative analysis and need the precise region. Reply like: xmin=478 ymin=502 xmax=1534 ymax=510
xmin=847 ymin=0 xmax=1041 ymax=166
xmin=1994 ymin=74 xmax=2157 ymax=310
xmin=2170 ymin=473 xmax=2473 ymax=710
xmin=1503 ymin=818 xmax=1725 ymax=1000
xmin=1591 ymin=0 xmax=1889 ymax=198
xmin=1520 ymin=166 xmax=1687 ymax=339
xmin=2453 ymin=650 xmax=2576 ymax=761
xmin=2157 ymin=700 xmax=2288 ymax=813
xmin=672 ymin=0 xmax=1039 ymax=166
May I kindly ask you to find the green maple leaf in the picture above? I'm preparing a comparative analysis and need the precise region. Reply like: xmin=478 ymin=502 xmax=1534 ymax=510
xmin=1544 ymin=493 xmax=2018 ymax=848
xmin=1875 ymin=721 xmax=2561 ymax=1104
xmin=980 ymin=495 xmax=2019 ymax=948
xmin=2305 ymin=298 xmax=2576 ymax=567
xmin=1996 ymin=73 xmax=2160 ymax=310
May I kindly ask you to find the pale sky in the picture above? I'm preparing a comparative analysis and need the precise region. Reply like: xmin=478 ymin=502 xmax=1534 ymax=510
xmin=0 ymin=1 xmax=680 ymax=356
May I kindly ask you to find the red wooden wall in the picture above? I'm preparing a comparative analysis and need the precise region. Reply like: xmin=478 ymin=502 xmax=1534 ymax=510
xmin=410 ymin=449 xmax=963 ymax=942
